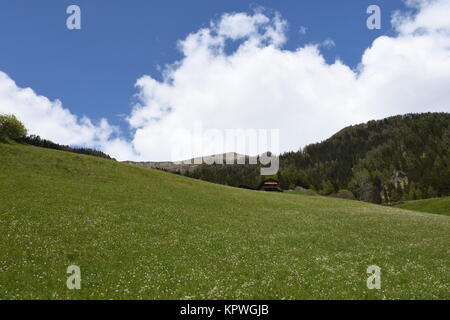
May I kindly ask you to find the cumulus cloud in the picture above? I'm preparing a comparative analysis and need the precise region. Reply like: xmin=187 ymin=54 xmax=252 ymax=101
xmin=0 ymin=72 xmax=137 ymax=160
xmin=129 ymin=1 xmax=450 ymax=161
xmin=392 ymin=0 xmax=450 ymax=34
xmin=1 ymin=1 xmax=450 ymax=161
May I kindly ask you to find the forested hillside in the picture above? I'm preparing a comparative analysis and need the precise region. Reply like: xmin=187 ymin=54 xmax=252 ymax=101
xmin=184 ymin=113 xmax=450 ymax=204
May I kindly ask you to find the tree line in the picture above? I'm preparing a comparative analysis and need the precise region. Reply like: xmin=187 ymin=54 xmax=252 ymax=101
xmin=183 ymin=113 xmax=450 ymax=204
xmin=19 ymin=135 xmax=115 ymax=160
xmin=0 ymin=114 xmax=114 ymax=161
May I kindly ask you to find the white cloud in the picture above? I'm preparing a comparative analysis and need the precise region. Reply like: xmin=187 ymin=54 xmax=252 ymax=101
xmin=321 ymin=38 xmax=336 ymax=49
xmin=129 ymin=2 xmax=450 ymax=160
xmin=216 ymin=12 xmax=269 ymax=40
xmin=299 ymin=26 xmax=307 ymax=35
xmin=0 ymin=72 xmax=138 ymax=160
xmin=2 ymin=1 xmax=450 ymax=161
xmin=392 ymin=0 xmax=450 ymax=34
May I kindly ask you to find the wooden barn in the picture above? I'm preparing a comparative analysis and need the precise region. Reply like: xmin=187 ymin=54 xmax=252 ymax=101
xmin=258 ymin=179 xmax=282 ymax=192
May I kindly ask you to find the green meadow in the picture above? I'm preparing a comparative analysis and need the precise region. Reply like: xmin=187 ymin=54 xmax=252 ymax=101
xmin=396 ymin=197 xmax=450 ymax=216
xmin=0 ymin=143 xmax=449 ymax=299
xmin=284 ymin=189 xmax=319 ymax=197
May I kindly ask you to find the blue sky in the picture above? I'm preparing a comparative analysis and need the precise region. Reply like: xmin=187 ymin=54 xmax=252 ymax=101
xmin=0 ymin=1 xmax=406 ymax=135
xmin=1 ymin=0 xmax=448 ymax=161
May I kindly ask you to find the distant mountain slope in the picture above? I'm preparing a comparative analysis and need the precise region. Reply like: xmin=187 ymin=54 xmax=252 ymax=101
xmin=180 ymin=113 xmax=450 ymax=204
xmin=1 ymin=143 xmax=449 ymax=299
xmin=396 ymin=197 xmax=450 ymax=216
xmin=124 ymin=152 xmax=253 ymax=175
xmin=282 ymin=112 xmax=450 ymax=202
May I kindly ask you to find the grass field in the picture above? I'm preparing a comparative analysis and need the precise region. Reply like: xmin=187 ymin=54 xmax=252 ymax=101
xmin=0 ymin=143 xmax=449 ymax=299
xmin=284 ymin=189 xmax=319 ymax=196
xmin=396 ymin=197 xmax=450 ymax=216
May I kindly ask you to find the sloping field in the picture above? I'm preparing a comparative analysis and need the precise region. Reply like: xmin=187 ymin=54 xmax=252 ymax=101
xmin=0 ymin=144 xmax=448 ymax=299
xmin=396 ymin=197 xmax=450 ymax=216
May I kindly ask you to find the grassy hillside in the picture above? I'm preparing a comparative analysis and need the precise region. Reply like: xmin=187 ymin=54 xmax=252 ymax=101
xmin=0 ymin=144 xmax=449 ymax=299
xmin=285 ymin=189 xmax=319 ymax=196
xmin=396 ymin=197 xmax=450 ymax=216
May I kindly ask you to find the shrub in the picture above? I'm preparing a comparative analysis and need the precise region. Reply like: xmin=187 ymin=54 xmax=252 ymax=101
xmin=0 ymin=114 xmax=27 ymax=141
xmin=332 ymin=189 xmax=356 ymax=200
xmin=319 ymin=180 xmax=335 ymax=195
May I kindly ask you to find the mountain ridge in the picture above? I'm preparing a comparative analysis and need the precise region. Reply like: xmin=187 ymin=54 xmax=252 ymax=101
xmin=168 ymin=112 xmax=450 ymax=204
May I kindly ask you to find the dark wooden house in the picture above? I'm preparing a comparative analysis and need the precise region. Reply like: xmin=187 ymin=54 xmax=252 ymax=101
xmin=258 ymin=179 xmax=282 ymax=192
